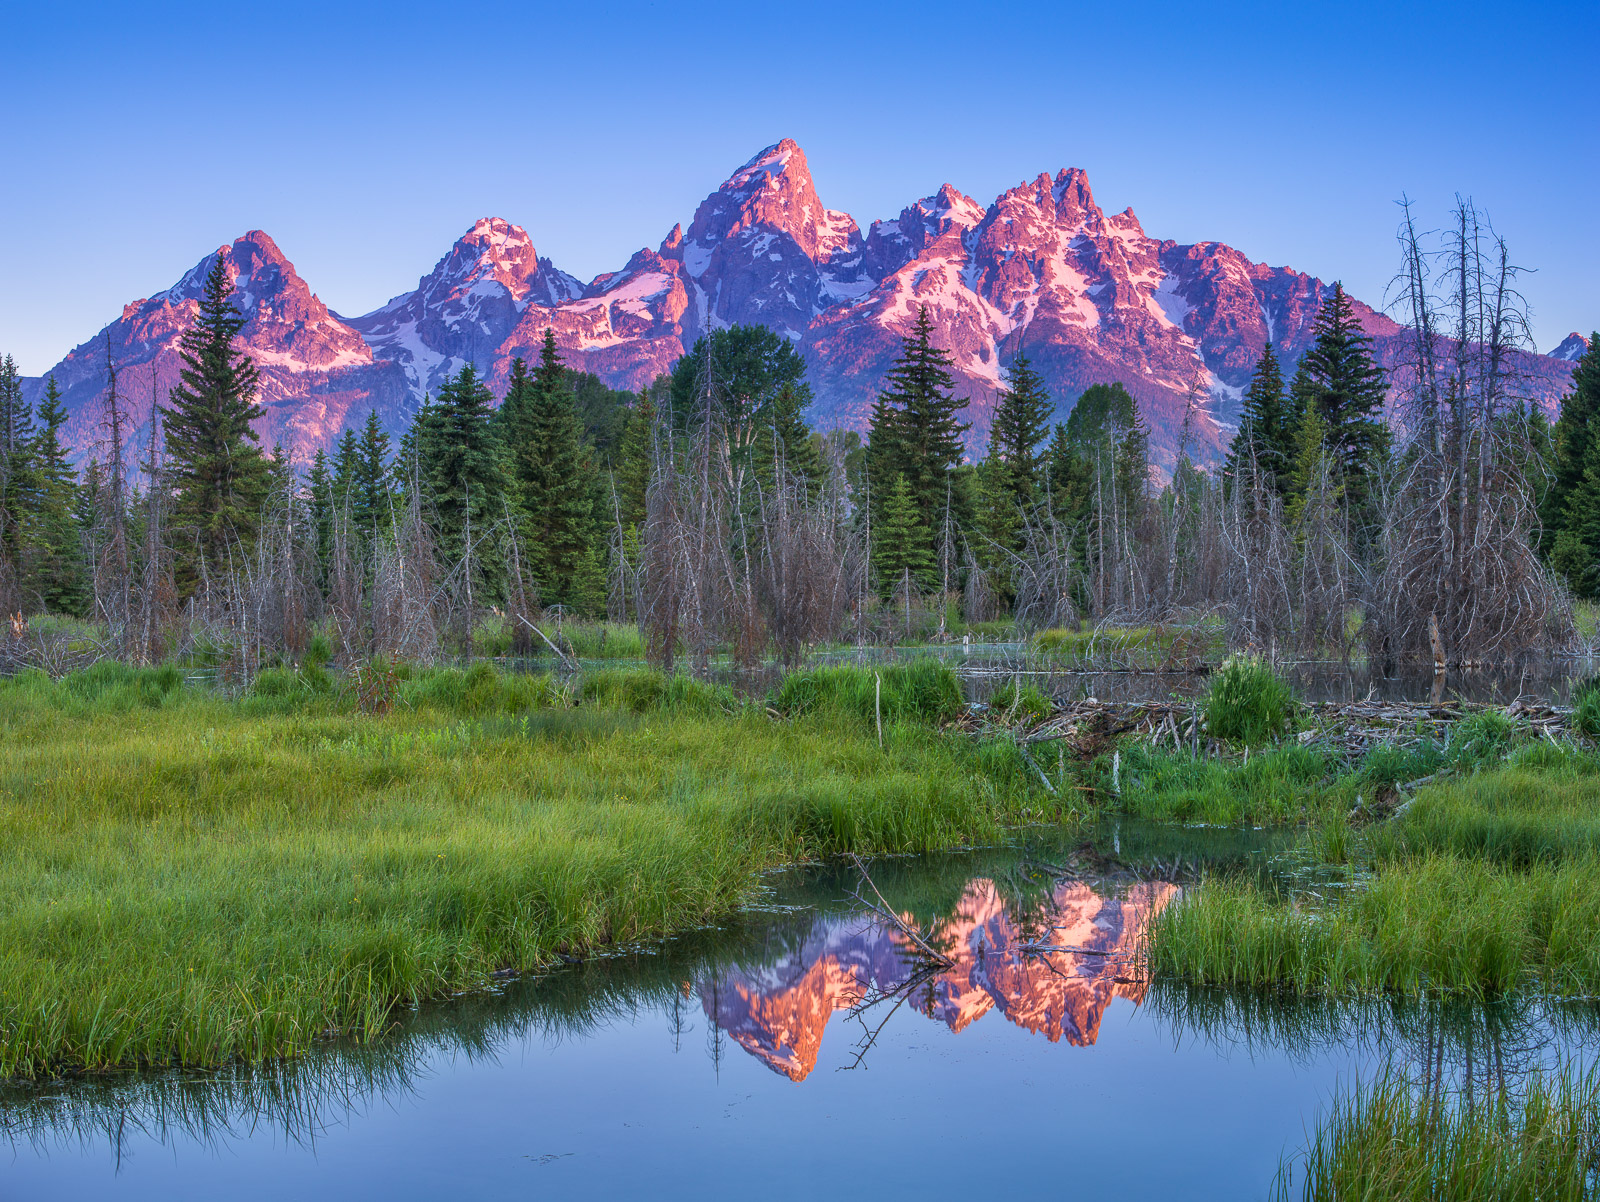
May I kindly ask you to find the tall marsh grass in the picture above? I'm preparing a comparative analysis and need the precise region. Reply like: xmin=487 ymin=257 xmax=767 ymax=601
xmin=1203 ymin=655 xmax=1295 ymax=745
xmin=0 ymin=661 xmax=1032 ymax=1077
xmin=1274 ymin=1066 xmax=1600 ymax=1201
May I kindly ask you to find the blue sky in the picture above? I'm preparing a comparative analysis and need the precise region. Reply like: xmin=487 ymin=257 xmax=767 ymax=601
xmin=3 ymin=0 xmax=1594 ymax=375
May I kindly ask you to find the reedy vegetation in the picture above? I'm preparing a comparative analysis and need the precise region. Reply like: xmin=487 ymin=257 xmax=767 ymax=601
xmin=0 ymin=660 xmax=1040 ymax=1077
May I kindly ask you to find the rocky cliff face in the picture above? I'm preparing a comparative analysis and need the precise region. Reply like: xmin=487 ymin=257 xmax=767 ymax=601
xmin=698 ymin=877 xmax=1178 ymax=1081
xmin=26 ymin=141 xmax=1583 ymax=467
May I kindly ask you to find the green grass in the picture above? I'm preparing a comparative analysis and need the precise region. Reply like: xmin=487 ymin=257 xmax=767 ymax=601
xmin=1093 ymin=741 xmax=1340 ymax=825
xmin=771 ymin=660 xmax=965 ymax=728
xmin=0 ymin=661 xmax=1040 ymax=1077
xmin=1204 ymin=654 xmax=1295 ymax=745
xmin=1151 ymin=761 xmax=1600 ymax=998
xmin=1274 ymin=1066 xmax=1600 ymax=1201
xmin=1150 ymin=853 xmax=1600 ymax=997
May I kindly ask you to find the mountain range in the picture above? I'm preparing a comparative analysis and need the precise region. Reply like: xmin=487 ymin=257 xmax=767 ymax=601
xmin=20 ymin=140 xmax=1587 ymax=470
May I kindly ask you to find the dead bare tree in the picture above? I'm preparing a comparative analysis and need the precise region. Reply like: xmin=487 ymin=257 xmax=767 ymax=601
xmin=1372 ymin=196 xmax=1573 ymax=664
xmin=93 ymin=335 xmax=133 ymax=646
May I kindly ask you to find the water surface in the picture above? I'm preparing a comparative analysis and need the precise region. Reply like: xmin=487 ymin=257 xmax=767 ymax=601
xmin=5 ymin=827 xmax=1595 ymax=1200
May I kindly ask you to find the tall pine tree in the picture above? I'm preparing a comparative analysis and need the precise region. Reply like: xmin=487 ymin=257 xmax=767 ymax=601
xmin=867 ymin=306 xmax=970 ymax=560
xmin=1293 ymin=285 xmax=1389 ymax=526
xmin=161 ymin=254 xmax=269 ymax=585
xmin=416 ymin=363 xmax=506 ymax=593
xmin=0 ymin=353 xmax=37 ymax=593
xmin=1224 ymin=342 xmax=1296 ymax=496
xmin=498 ymin=331 xmax=593 ymax=606
xmin=1545 ymin=336 xmax=1600 ymax=593
xmin=1541 ymin=334 xmax=1600 ymax=567
xmin=987 ymin=352 xmax=1053 ymax=509
xmin=871 ymin=473 xmax=936 ymax=593
xmin=351 ymin=410 xmax=394 ymax=535
xmin=25 ymin=377 xmax=88 ymax=614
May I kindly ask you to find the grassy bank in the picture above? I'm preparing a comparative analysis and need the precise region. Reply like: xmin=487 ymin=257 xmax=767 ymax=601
xmin=0 ymin=661 xmax=1040 ymax=1077
xmin=1274 ymin=1066 xmax=1600 ymax=1201
xmin=1150 ymin=750 xmax=1600 ymax=998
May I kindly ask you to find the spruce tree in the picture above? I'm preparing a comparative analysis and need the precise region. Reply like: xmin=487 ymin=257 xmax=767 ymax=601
xmin=1294 ymin=285 xmax=1389 ymax=524
xmin=871 ymin=473 xmax=936 ymax=593
xmin=26 ymin=377 xmax=88 ymax=614
xmin=867 ymin=306 xmax=970 ymax=560
xmin=987 ymin=353 xmax=1053 ymax=508
xmin=1224 ymin=343 xmax=1296 ymax=496
xmin=752 ymin=380 xmax=822 ymax=491
xmin=306 ymin=449 xmax=334 ymax=591
xmin=1285 ymin=403 xmax=1339 ymax=528
xmin=352 ymin=410 xmax=393 ymax=535
xmin=972 ymin=453 xmax=1020 ymax=597
xmin=331 ymin=427 xmax=360 ymax=515
xmin=499 ymin=331 xmax=593 ymax=605
xmin=1540 ymin=333 xmax=1600 ymax=571
xmin=161 ymin=254 xmax=269 ymax=583
xmin=0 ymin=353 xmax=38 ymax=588
xmin=613 ymin=390 xmax=654 ymax=531
xmin=417 ymin=363 xmax=506 ymax=592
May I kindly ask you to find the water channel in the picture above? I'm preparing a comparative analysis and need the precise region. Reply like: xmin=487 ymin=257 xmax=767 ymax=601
xmin=7 ymin=822 xmax=1598 ymax=1200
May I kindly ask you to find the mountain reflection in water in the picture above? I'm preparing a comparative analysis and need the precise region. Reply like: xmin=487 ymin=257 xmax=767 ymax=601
xmin=702 ymin=877 xmax=1177 ymax=1080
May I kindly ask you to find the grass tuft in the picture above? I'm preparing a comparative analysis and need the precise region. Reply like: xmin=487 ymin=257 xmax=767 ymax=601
xmin=1275 ymin=1065 xmax=1600 ymax=1201
xmin=1203 ymin=655 xmax=1295 ymax=745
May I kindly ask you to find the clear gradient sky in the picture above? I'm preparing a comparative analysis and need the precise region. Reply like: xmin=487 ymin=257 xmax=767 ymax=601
xmin=3 ymin=0 xmax=1594 ymax=376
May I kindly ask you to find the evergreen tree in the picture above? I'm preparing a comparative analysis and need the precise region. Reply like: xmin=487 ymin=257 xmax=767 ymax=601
xmin=752 ymin=380 xmax=822 ymax=491
xmin=1285 ymin=403 xmax=1340 ymax=528
xmin=987 ymin=353 xmax=1053 ymax=508
xmin=867 ymin=306 xmax=971 ymax=557
xmin=871 ymin=473 xmax=936 ymax=593
xmin=416 ymin=363 xmax=507 ymax=592
xmin=331 ymin=427 xmax=360 ymax=515
xmin=161 ymin=254 xmax=269 ymax=584
xmin=1293 ymin=285 xmax=1389 ymax=524
xmin=669 ymin=324 xmax=811 ymax=470
xmin=497 ymin=332 xmax=595 ymax=606
xmin=613 ymin=389 xmax=655 ymax=531
xmin=25 ymin=378 xmax=88 ymax=614
xmin=0 ymin=353 xmax=38 ymax=588
xmin=305 ymin=449 xmax=334 ymax=590
xmin=352 ymin=410 xmax=394 ymax=535
xmin=1224 ymin=343 xmax=1296 ymax=495
xmin=568 ymin=543 xmax=609 ymax=618
xmin=971 ymin=453 xmax=1021 ymax=596
xmin=1540 ymin=333 xmax=1600 ymax=574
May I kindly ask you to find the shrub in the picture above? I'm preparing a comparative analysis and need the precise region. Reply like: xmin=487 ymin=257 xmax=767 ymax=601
xmin=1203 ymin=656 xmax=1294 ymax=745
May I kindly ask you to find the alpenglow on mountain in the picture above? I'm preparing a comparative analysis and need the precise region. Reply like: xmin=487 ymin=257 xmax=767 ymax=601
xmin=23 ymin=139 xmax=1582 ymax=468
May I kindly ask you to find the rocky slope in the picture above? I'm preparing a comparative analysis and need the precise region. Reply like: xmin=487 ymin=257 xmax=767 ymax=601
xmin=24 ymin=141 xmax=1583 ymax=468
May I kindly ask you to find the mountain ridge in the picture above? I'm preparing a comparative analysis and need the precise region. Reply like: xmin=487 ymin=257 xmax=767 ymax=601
xmin=22 ymin=139 xmax=1583 ymax=469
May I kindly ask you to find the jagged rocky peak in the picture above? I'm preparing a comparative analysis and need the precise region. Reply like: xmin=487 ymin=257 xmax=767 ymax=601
xmin=412 ymin=216 xmax=582 ymax=309
xmin=1552 ymin=332 xmax=1591 ymax=362
xmin=683 ymin=137 xmax=860 ymax=268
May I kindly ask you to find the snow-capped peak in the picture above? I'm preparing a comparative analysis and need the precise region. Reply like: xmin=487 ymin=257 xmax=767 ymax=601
xmin=1552 ymin=332 xmax=1591 ymax=362
xmin=721 ymin=138 xmax=803 ymax=193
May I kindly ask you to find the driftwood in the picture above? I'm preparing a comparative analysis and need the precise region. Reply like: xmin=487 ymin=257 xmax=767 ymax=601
xmin=966 ymin=694 xmax=1577 ymax=764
